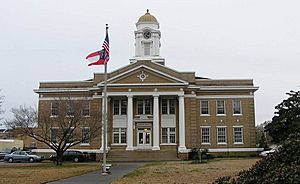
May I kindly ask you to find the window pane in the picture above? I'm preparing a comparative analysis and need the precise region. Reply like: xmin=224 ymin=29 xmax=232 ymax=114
xmin=50 ymin=128 xmax=58 ymax=143
xmin=121 ymin=128 xmax=127 ymax=143
xmin=233 ymin=100 xmax=241 ymax=114
xmin=161 ymin=99 xmax=168 ymax=114
xmin=234 ymin=127 xmax=243 ymax=143
xmin=217 ymin=127 xmax=226 ymax=143
xmin=145 ymin=99 xmax=151 ymax=114
xmin=217 ymin=100 xmax=225 ymax=114
xmin=121 ymin=100 xmax=127 ymax=115
xmin=82 ymin=102 xmax=90 ymax=116
xmin=81 ymin=127 xmax=90 ymax=144
xmin=162 ymin=128 xmax=168 ymax=143
xmin=201 ymin=100 xmax=209 ymax=115
xmin=113 ymin=100 xmax=119 ymax=115
xmin=137 ymin=99 xmax=144 ymax=114
xmin=169 ymin=99 xmax=175 ymax=114
xmin=201 ymin=128 xmax=210 ymax=143
xmin=51 ymin=102 xmax=59 ymax=116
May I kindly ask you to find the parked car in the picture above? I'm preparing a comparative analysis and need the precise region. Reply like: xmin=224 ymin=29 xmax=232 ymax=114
xmin=259 ymin=147 xmax=279 ymax=157
xmin=4 ymin=151 xmax=44 ymax=163
xmin=0 ymin=152 xmax=9 ymax=160
xmin=49 ymin=150 xmax=86 ymax=162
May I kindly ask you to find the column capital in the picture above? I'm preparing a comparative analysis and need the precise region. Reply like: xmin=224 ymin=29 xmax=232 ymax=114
xmin=127 ymin=94 xmax=133 ymax=98
xmin=153 ymin=94 xmax=159 ymax=97
xmin=178 ymin=94 xmax=185 ymax=98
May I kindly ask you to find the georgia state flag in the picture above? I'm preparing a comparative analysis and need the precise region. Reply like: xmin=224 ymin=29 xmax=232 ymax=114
xmin=86 ymin=49 xmax=107 ymax=66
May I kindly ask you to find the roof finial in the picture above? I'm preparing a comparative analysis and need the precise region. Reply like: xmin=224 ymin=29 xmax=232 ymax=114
xmin=146 ymin=9 xmax=149 ymax=13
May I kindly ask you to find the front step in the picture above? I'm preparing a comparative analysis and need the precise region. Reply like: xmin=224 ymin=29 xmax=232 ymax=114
xmin=107 ymin=149 xmax=180 ymax=162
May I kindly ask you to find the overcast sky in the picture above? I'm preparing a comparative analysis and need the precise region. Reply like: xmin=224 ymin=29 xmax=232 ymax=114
xmin=0 ymin=0 xmax=299 ymax=127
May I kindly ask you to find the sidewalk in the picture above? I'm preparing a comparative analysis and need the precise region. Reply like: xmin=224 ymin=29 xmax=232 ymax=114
xmin=48 ymin=162 xmax=146 ymax=184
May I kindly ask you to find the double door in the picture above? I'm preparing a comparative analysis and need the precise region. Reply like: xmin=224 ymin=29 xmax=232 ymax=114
xmin=137 ymin=128 xmax=151 ymax=147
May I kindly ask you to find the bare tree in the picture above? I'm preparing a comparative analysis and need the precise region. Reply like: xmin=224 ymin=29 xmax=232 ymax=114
xmin=6 ymin=98 xmax=101 ymax=165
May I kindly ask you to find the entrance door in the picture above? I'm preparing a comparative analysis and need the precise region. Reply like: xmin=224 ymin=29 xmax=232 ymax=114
xmin=137 ymin=128 xmax=151 ymax=148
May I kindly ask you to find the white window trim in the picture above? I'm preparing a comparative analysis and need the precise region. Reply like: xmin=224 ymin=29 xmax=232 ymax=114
xmin=82 ymin=102 xmax=91 ymax=117
xmin=233 ymin=126 xmax=244 ymax=144
xmin=113 ymin=99 xmax=127 ymax=116
xmin=217 ymin=126 xmax=227 ymax=145
xmin=161 ymin=127 xmax=176 ymax=144
xmin=200 ymin=100 xmax=210 ymax=116
xmin=232 ymin=100 xmax=243 ymax=116
xmin=50 ymin=102 xmax=59 ymax=117
xmin=200 ymin=126 xmax=211 ymax=145
xmin=113 ymin=128 xmax=127 ymax=144
xmin=80 ymin=127 xmax=90 ymax=145
xmin=137 ymin=98 xmax=152 ymax=115
xmin=161 ymin=98 xmax=176 ymax=115
xmin=216 ymin=100 xmax=226 ymax=116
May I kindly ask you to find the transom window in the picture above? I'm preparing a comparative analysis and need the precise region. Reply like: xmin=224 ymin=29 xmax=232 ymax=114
xmin=217 ymin=127 xmax=227 ymax=144
xmin=233 ymin=100 xmax=242 ymax=114
xmin=137 ymin=99 xmax=152 ymax=115
xmin=113 ymin=128 xmax=127 ymax=144
xmin=201 ymin=127 xmax=210 ymax=144
xmin=113 ymin=99 xmax=127 ymax=115
xmin=233 ymin=127 xmax=243 ymax=143
xmin=161 ymin=99 xmax=176 ymax=115
xmin=200 ymin=100 xmax=209 ymax=115
xmin=81 ymin=127 xmax=90 ymax=144
xmin=216 ymin=100 xmax=225 ymax=115
xmin=161 ymin=127 xmax=176 ymax=144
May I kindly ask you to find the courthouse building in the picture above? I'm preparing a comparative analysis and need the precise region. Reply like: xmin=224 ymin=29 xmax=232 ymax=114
xmin=34 ymin=10 xmax=259 ymax=160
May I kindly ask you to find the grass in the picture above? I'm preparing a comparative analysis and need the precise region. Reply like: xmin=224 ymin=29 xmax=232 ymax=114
xmin=0 ymin=161 xmax=100 ymax=184
xmin=112 ymin=158 xmax=260 ymax=184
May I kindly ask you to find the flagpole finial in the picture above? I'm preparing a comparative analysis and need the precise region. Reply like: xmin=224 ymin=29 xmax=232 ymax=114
xmin=147 ymin=9 xmax=149 ymax=13
xmin=106 ymin=24 xmax=109 ymax=29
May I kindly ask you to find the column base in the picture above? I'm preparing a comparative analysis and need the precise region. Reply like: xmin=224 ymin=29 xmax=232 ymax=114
xmin=99 ymin=146 xmax=110 ymax=153
xmin=178 ymin=146 xmax=189 ymax=153
xmin=152 ymin=146 xmax=160 ymax=151
xmin=126 ymin=146 xmax=134 ymax=151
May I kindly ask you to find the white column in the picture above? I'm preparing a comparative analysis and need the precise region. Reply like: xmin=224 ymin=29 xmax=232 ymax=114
xmin=126 ymin=95 xmax=134 ymax=151
xmin=152 ymin=94 xmax=160 ymax=150
xmin=178 ymin=94 xmax=187 ymax=152
xmin=100 ymin=95 xmax=108 ymax=152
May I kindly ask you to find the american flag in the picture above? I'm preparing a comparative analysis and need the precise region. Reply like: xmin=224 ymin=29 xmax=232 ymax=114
xmin=102 ymin=26 xmax=110 ymax=63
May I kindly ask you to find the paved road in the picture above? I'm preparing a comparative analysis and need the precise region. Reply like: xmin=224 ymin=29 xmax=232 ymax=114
xmin=47 ymin=162 xmax=146 ymax=184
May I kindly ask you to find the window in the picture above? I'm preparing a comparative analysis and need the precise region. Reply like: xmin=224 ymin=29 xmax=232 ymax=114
xmin=113 ymin=128 xmax=127 ymax=144
xmin=200 ymin=100 xmax=209 ymax=115
xmin=113 ymin=99 xmax=127 ymax=115
xmin=161 ymin=99 xmax=176 ymax=115
xmin=144 ymin=43 xmax=150 ymax=56
xmin=161 ymin=128 xmax=176 ymax=144
xmin=64 ymin=128 xmax=74 ymax=144
xmin=233 ymin=100 xmax=242 ymax=115
xmin=201 ymin=127 xmax=210 ymax=144
xmin=217 ymin=127 xmax=227 ymax=144
xmin=51 ymin=102 xmax=59 ymax=116
xmin=82 ymin=102 xmax=90 ymax=116
xmin=233 ymin=127 xmax=243 ymax=144
xmin=66 ymin=103 xmax=74 ymax=116
xmin=137 ymin=99 xmax=152 ymax=115
xmin=81 ymin=127 xmax=90 ymax=144
xmin=50 ymin=128 xmax=58 ymax=143
xmin=216 ymin=100 xmax=225 ymax=115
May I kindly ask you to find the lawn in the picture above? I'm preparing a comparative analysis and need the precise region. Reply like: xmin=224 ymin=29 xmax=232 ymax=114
xmin=0 ymin=161 xmax=100 ymax=184
xmin=112 ymin=158 xmax=260 ymax=184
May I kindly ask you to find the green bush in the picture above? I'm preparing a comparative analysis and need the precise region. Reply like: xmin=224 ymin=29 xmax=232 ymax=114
xmin=214 ymin=133 xmax=300 ymax=184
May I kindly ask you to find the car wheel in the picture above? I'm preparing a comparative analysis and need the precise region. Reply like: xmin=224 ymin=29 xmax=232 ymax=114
xmin=29 ymin=157 xmax=34 ymax=163
xmin=8 ymin=158 xmax=13 ymax=163
xmin=74 ymin=157 xmax=79 ymax=162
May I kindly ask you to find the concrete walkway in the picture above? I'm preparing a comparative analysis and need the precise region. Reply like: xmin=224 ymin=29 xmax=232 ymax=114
xmin=47 ymin=162 xmax=146 ymax=184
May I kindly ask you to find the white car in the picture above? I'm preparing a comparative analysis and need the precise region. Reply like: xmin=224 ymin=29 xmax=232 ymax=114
xmin=259 ymin=147 xmax=279 ymax=157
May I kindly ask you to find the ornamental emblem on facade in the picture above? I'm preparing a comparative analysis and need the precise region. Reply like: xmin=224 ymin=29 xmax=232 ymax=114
xmin=137 ymin=71 xmax=148 ymax=82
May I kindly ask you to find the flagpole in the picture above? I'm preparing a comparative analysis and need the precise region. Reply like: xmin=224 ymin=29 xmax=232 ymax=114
xmin=102 ymin=24 xmax=108 ymax=174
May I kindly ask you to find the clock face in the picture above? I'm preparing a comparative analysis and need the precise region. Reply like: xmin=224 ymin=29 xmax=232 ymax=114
xmin=143 ymin=30 xmax=151 ymax=39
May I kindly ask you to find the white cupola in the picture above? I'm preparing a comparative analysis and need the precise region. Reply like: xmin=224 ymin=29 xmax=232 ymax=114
xmin=130 ymin=10 xmax=165 ymax=65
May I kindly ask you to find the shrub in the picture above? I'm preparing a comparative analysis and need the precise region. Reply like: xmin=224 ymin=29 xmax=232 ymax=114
xmin=214 ymin=133 xmax=300 ymax=184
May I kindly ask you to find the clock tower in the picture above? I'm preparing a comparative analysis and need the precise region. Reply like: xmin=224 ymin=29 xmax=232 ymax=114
xmin=130 ymin=10 xmax=165 ymax=65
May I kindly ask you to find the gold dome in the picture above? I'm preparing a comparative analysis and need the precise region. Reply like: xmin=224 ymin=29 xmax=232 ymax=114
xmin=138 ymin=9 xmax=158 ymax=23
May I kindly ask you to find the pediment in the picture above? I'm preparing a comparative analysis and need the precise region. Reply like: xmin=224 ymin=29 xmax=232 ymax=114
xmin=99 ymin=64 xmax=189 ymax=87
